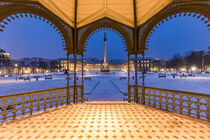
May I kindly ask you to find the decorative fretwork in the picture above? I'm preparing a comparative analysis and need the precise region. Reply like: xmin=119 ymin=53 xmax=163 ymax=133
xmin=0 ymin=86 xmax=81 ymax=122
xmin=0 ymin=2 xmax=74 ymax=52
xmin=138 ymin=1 xmax=210 ymax=51
xmin=77 ymin=18 xmax=134 ymax=54
xmin=128 ymin=85 xmax=135 ymax=102
xmin=129 ymin=85 xmax=209 ymax=121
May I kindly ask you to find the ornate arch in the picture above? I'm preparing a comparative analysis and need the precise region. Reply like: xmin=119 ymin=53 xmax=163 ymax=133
xmin=0 ymin=2 xmax=73 ymax=53
xmin=138 ymin=2 xmax=210 ymax=52
xmin=78 ymin=18 xmax=134 ymax=54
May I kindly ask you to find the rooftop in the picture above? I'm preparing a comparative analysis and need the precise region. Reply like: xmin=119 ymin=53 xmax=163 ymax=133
xmin=0 ymin=48 xmax=6 ymax=53
xmin=1 ymin=102 xmax=209 ymax=140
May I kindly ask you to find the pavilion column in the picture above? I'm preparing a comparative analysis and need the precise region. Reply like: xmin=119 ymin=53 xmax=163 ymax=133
xmin=73 ymin=53 xmax=77 ymax=103
xmin=134 ymin=53 xmax=138 ymax=103
xmin=133 ymin=0 xmax=139 ymax=103
xmin=73 ymin=0 xmax=78 ymax=103
xmin=81 ymin=53 xmax=84 ymax=103
xmin=141 ymin=52 xmax=145 ymax=104
xmin=128 ymin=53 xmax=131 ymax=102
xmin=66 ymin=53 xmax=70 ymax=105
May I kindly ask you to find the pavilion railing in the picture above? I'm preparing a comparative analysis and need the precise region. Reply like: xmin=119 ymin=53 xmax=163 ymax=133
xmin=129 ymin=85 xmax=209 ymax=121
xmin=0 ymin=86 xmax=82 ymax=122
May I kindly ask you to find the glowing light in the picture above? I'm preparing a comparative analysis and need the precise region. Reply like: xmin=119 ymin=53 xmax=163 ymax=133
xmin=191 ymin=66 xmax=197 ymax=71
xmin=180 ymin=68 xmax=186 ymax=71
xmin=25 ymin=70 xmax=29 ymax=74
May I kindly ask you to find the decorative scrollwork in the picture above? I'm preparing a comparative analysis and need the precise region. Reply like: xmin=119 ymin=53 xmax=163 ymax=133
xmin=78 ymin=18 xmax=134 ymax=54
xmin=0 ymin=2 xmax=73 ymax=53
xmin=129 ymin=85 xmax=209 ymax=121
xmin=138 ymin=1 xmax=210 ymax=51
xmin=0 ymin=86 xmax=84 ymax=122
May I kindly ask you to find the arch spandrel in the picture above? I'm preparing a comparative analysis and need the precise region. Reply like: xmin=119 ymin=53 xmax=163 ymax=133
xmin=0 ymin=1 xmax=74 ymax=53
xmin=77 ymin=18 xmax=134 ymax=55
xmin=138 ymin=2 xmax=210 ymax=52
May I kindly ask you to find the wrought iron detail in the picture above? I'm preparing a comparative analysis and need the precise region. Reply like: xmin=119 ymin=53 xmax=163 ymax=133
xmin=0 ymin=86 xmax=82 ymax=122
xmin=129 ymin=85 xmax=209 ymax=121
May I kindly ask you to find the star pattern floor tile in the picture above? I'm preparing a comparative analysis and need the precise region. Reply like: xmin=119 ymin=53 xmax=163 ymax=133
xmin=0 ymin=102 xmax=209 ymax=140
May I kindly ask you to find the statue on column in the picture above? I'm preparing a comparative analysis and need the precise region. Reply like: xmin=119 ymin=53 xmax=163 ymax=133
xmin=101 ymin=32 xmax=109 ymax=72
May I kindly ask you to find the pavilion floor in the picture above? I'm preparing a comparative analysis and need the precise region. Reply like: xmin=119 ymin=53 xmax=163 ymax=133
xmin=0 ymin=101 xmax=209 ymax=140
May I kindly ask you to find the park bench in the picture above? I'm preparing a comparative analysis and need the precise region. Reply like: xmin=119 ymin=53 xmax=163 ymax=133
xmin=85 ymin=77 xmax=91 ymax=80
xmin=19 ymin=76 xmax=24 ymax=79
xmin=45 ymin=75 xmax=52 ymax=80
xmin=120 ymin=77 xmax=126 ymax=80
xmin=181 ymin=74 xmax=187 ymax=78
xmin=24 ymin=77 xmax=31 ymax=81
xmin=34 ymin=76 xmax=40 ymax=81
xmin=187 ymin=73 xmax=195 ymax=77
xmin=158 ymin=73 xmax=166 ymax=78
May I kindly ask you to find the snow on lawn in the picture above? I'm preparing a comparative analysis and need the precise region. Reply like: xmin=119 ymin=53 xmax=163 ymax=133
xmin=0 ymin=73 xmax=99 ymax=95
xmin=113 ymin=72 xmax=210 ymax=94
xmin=0 ymin=71 xmax=210 ymax=96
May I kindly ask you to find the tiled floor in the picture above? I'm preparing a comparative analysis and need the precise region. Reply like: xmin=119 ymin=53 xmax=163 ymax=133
xmin=0 ymin=102 xmax=209 ymax=140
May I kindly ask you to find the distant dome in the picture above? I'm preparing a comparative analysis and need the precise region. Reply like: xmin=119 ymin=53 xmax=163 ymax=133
xmin=0 ymin=48 xmax=7 ymax=53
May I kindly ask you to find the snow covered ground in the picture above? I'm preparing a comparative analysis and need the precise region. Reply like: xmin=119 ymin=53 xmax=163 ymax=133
xmin=0 ymin=73 xmax=99 ymax=96
xmin=113 ymin=72 xmax=210 ymax=95
xmin=0 ymin=71 xmax=209 ymax=101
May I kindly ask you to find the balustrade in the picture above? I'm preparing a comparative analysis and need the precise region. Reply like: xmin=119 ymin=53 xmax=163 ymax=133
xmin=129 ymin=85 xmax=209 ymax=121
xmin=0 ymin=86 xmax=82 ymax=122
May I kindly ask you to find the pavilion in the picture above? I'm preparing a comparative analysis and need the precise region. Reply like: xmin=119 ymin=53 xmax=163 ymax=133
xmin=0 ymin=0 xmax=209 ymax=139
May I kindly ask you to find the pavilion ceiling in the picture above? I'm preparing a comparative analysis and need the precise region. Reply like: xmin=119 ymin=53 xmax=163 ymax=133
xmin=37 ymin=0 xmax=173 ymax=28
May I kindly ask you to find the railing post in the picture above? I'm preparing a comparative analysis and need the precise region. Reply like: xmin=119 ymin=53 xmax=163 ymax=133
xmin=66 ymin=53 xmax=70 ymax=105
xmin=154 ymin=91 xmax=156 ymax=107
xmin=81 ymin=54 xmax=84 ymax=103
xmin=55 ymin=91 xmax=58 ymax=108
xmin=141 ymin=52 xmax=145 ymax=104
xmin=180 ymin=94 xmax=183 ymax=114
xmin=172 ymin=94 xmax=175 ymax=112
xmin=128 ymin=53 xmax=131 ymax=102
xmin=44 ymin=93 xmax=47 ymax=111
xmin=13 ymin=98 xmax=17 ymax=119
xmin=207 ymin=97 xmax=210 ymax=121
xmin=196 ymin=96 xmax=200 ymax=119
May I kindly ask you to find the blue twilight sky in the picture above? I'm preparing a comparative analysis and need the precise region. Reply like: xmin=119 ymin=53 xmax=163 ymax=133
xmin=0 ymin=16 xmax=209 ymax=60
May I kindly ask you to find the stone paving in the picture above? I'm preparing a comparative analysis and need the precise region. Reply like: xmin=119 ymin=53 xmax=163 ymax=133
xmin=0 ymin=102 xmax=209 ymax=140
